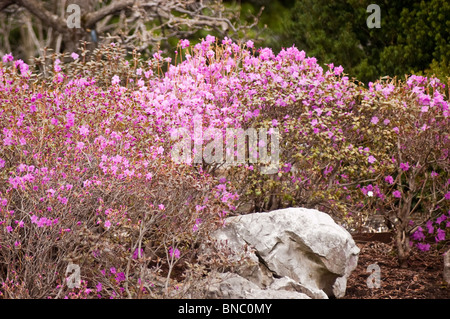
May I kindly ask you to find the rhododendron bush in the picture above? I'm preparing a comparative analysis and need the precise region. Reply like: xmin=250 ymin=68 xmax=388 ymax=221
xmin=0 ymin=36 xmax=449 ymax=298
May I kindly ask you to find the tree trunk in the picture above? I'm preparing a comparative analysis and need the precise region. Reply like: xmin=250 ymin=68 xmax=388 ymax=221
xmin=395 ymin=228 xmax=410 ymax=268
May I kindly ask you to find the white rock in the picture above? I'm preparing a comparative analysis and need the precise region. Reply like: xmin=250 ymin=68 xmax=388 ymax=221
xmin=213 ymin=207 xmax=360 ymax=298
xmin=205 ymin=273 xmax=310 ymax=299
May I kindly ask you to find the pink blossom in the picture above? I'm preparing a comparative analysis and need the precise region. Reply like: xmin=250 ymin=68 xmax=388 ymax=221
xmin=371 ymin=116 xmax=379 ymax=124
xmin=111 ymin=75 xmax=120 ymax=85
xmin=180 ymin=39 xmax=190 ymax=49
xmin=400 ymin=162 xmax=410 ymax=171
xmin=393 ymin=190 xmax=402 ymax=198
xmin=79 ymin=125 xmax=89 ymax=137
xmin=169 ymin=247 xmax=180 ymax=259
xmin=2 ymin=53 xmax=13 ymax=63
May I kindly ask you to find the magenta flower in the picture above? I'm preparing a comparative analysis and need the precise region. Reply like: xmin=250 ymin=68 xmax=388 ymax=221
xmin=416 ymin=243 xmax=430 ymax=251
xmin=104 ymin=220 xmax=111 ymax=229
xmin=399 ymin=162 xmax=410 ymax=171
xmin=411 ymin=227 xmax=425 ymax=241
xmin=426 ymin=220 xmax=434 ymax=234
xmin=169 ymin=247 xmax=180 ymax=259
xmin=79 ymin=125 xmax=89 ymax=137
xmin=445 ymin=192 xmax=450 ymax=200
xmin=133 ymin=248 xmax=144 ymax=259
xmin=115 ymin=272 xmax=126 ymax=282
xmin=436 ymin=214 xmax=447 ymax=224
xmin=385 ymin=175 xmax=394 ymax=184
xmin=435 ymin=229 xmax=445 ymax=242
xmin=180 ymin=39 xmax=190 ymax=49
xmin=2 ymin=53 xmax=13 ymax=63
xmin=66 ymin=112 xmax=75 ymax=128
xmin=392 ymin=190 xmax=402 ymax=198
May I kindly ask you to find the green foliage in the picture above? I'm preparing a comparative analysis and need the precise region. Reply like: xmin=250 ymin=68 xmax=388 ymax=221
xmin=281 ymin=0 xmax=450 ymax=84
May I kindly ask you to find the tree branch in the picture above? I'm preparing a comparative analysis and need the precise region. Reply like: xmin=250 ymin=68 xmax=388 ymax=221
xmin=84 ymin=0 xmax=135 ymax=29
xmin=0 ymin=0 xmax=14 ymax=11
xmin=13 ymin=0 xmax=67 ymax=33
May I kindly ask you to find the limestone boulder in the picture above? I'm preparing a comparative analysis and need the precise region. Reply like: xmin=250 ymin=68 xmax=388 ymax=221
xmin=212 ymin=207 xmax=360 ymax=298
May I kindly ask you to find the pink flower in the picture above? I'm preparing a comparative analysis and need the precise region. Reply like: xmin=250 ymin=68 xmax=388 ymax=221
xmin=371 ymin=116 xmax=379 ymax=124
xmin=400 ymin=162 xmax=410 ymax=171
xmin=133 ymin=248 xmax=144 ymax=259
xmin=416 ymin=243 xmax=430 ymax=251
xmin=79 ymin=125 xmax=89 ymax=137
xmin=393 ymin=190 xmax=402 ymax=198
xmin=169 ymin=247 xmax=180 ymax=259
xmin=6 ymin=225 xmax=13 ymax=233
xmin=96 ymin=282 xmax=102 ymax=292
xmin=384 ymin=175 xmax=394 ymax=184
xmin=2 ymin=53 xmax=13 ymax=63
xmin=246 ymin=40 xmax=254 ymax=48
xmin=180 ymin=39 xmax=190 ymax=49
xmin=368 ymin=155 xmax=376 ymax=164
xmin=436 ymin=228 xmax=445 ymax=242
xmin=411 ymin=228 xmax=425 ymax=241
xmin=76 ymin=142 xmax=85 ymax=150
xmin=111 ymin=75 xmax=120 ymax=85
xmin=71 ymin=52 xmax=79 ymax=60
xmin=158 ymin=204 xmax=165 ymax=210
xmin=205 ymin=35 xmax=215 ymax=44
xmin=66 ymin=112 xmax=75 ymax=128
xmin=104 ymin=220 xmax=111 ymax=229
xmin=445 ymin=192 xmax=450 ymax=200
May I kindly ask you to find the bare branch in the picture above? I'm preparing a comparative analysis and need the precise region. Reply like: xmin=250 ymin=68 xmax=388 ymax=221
xmin=84 ymin=0 xmax=135 ymax=28
xmin=12 ymin=0 xmax=67 ymax=33
xmin=0 ymin=0 xmax=14 ymax=11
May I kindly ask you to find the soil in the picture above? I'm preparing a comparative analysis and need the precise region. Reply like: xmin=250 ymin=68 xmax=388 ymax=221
xmin=344 ymin=233 xmax=450 ymax=299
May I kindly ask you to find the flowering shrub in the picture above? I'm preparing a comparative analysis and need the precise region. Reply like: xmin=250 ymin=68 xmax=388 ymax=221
xmin=0 ymin=43 xmax=238 ymax=298
xmin=0 ymin=35 xmax=449 ymax=298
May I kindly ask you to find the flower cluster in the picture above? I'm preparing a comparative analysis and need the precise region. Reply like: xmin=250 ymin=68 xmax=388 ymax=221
xmin=0 ymin=34 xmax=448 ymax=296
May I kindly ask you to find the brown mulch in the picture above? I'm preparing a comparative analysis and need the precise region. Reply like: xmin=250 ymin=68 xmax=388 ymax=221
xmin=344 ymin=233 xmax=450 ymax=299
